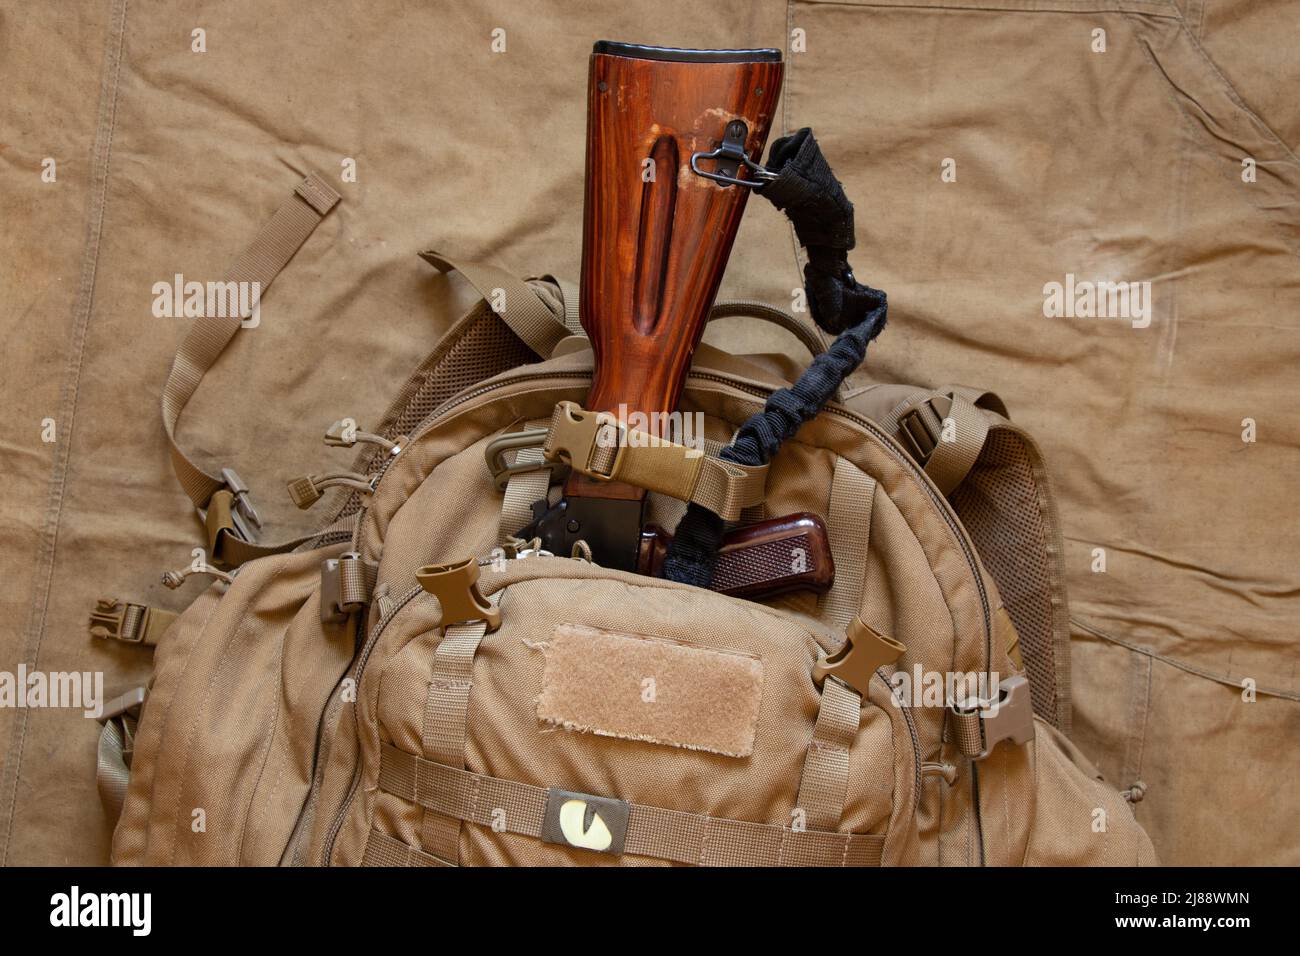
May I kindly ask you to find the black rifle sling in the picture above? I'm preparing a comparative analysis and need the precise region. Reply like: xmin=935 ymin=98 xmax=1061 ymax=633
xmin=662 ymin=129 xmax=888 ymax=588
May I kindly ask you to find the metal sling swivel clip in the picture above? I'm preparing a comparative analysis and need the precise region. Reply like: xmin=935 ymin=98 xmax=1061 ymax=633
xmin=690 ymin=120 xmax=777 ymax=188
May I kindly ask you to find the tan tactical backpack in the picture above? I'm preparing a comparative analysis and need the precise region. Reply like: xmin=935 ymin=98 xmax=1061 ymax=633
xmin=100 ymin=174 xmax=1154 ymax=866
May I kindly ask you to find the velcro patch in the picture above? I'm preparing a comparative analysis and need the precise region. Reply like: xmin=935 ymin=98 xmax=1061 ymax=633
xmin=537 ymin=623 xmax=764 ymax=758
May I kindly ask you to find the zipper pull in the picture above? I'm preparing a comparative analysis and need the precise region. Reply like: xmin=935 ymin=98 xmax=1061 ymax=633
xmin=920 ymin=761 xmax=958 ymax=786
xmin=324 ymin=418 xmax=405 ymax=456
xmin=162 ymin=561 xmax=235 ymax=589
xmin=287 ymin=470 xmax=378 ymax=509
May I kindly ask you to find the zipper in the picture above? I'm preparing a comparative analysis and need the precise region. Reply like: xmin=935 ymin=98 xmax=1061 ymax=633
xmin=898 ymin=685 xmax=923 ymax=819
xmin=319 ymin=582 xmax=423 ymax=864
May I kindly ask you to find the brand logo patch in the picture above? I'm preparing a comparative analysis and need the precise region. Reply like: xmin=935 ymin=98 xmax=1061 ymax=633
xmin=540 ymin=788 xmax=630 ymax=855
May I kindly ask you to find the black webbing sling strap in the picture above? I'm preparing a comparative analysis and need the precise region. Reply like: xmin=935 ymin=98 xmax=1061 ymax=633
xmin=663 ymin=129 xmax=888 ymax=587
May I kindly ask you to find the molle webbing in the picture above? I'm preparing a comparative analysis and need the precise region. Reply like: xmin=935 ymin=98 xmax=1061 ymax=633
xmin=374 ymin=744 xmax=884 ymax=867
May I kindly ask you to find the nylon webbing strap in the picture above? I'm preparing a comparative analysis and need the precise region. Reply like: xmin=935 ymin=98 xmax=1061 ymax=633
xmin=545 ymin=403 xmax=768 ymax=523
xmin=163 ymin=173 xmax=340 ymax=513
xmin=420 ymin=251 xmax=570 ymax=359
xmin=794 ymin=677 xmax=862 ymax=832
xmin=95 ymin=687 xmax=147 ymax=824
xmin=498 ymin=446 xmax=548 ymax=546
xmin=820 ymin=457 xmax=876 ymax=631
xmin=539 ymin=274 xmax=582 ymax=335
xmin=362 ymin=828 xmax=453 ymax=867
xmin=378 ymin=743 xmax=884 ymax=866
xmin=95 ymin=718 xmax=134 ymax=824
xmin=710 ymin=299 xmax=827 ymax=360
xmin=884 ymin=387 xmax=1007 ymax=497
xmin=418 ymin=621 xmax=489 ymax=863
xmin=922 ymin=393 xmax=989 ymax=496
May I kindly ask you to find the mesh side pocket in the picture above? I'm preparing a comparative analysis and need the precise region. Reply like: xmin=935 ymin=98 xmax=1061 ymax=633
xmin=950 ymin=427 xmax=1071 ymax=732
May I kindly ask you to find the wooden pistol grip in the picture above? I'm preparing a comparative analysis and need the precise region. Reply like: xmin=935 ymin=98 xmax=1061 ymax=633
xmin=638 ymin=512 xmax=835 ymax=599
xmin=569 ymin=43 xmax=783 ymax=502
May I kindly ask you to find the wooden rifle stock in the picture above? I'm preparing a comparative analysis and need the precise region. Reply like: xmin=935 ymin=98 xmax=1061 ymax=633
xmin=518 ymin=43 xmax=786 ymax=573
xmin=569 ymin=42 xmax=784 ymax=504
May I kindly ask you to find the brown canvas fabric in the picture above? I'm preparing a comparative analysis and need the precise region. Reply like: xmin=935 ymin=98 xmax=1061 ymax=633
xmin=3 ymin=0 xmax=1297 ymax=865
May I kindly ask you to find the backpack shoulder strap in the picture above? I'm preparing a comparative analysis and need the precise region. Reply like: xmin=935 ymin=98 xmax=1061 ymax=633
xmin=161 ymin=172 xmax=341 ymax=564
xmin=848 ymin=382 xmax=1073 ymax=733
xmin=878 ymin=385 xmax=1008 ymax=495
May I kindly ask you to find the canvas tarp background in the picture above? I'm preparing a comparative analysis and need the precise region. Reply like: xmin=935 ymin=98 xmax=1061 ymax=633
xmin=1 ymin=0 xmax=1296 ymax=865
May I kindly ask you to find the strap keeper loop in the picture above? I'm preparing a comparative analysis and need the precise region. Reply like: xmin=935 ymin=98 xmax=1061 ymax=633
xmin=320 ymin=551 xmax=376 ymax=625
xmin=198 ymin=468 xmax=262 ymax=563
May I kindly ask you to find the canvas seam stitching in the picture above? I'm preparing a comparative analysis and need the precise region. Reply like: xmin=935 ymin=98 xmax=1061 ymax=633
xmin=0 ymin=0 xmax=130 ymax=866
xmin=1072 ymin=615 xmax=1299 ymax=701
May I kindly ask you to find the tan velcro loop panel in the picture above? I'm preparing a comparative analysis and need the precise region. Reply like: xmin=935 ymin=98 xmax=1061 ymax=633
xmin=362 ymin=828 xmax=454 ymax=867
xmin=793 ymin=677 xmax=862 ymax=832
xmin=378 ymin=743 xmax=884 ymax=867
xmin=163 ymin=172 xmax=340 ymax=511
xmin=419 ymin=250 xmax=570 ymax=359
xmin=537 ymin=623 xmax=764 ymax=758
xmin=543 ymin=402 xmax=767 ymax=522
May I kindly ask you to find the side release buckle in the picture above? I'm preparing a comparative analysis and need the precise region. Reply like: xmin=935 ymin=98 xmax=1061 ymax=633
xmin=948 ymin=674 xmax=1034 ymax=760
xmin=416 ymin=557 xmax=501 ymax=632
xmin=543 ymin=403 xmax=627 ymax=480
xmin=812 ymin=616 xmax=906 ymax=697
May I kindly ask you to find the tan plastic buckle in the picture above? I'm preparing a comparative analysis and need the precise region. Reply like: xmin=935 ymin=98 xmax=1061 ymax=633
xmin=88 ymin=599 xmax=144 ymax=644
xmin=485 ymin=427 xmax=553 ymax=490
xmin=416 ymin=557 xmax=501 ymax=632
xmin=97 ymin=686 xmax=147 ymax=726
xmin=544 ymin=402 xmax=625 ymax=480
xmin=88 ymin=599 xmax=174 ymax=646
xmin=813 ymin=616 xmax=907 ymax=697
xmin=951 ymin=674 xmax=1034 ymax=760
xmin=320 ymin=551 xmax=366 ymax=625
xmin=897 ymin=396 xmax=952 ymax=465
